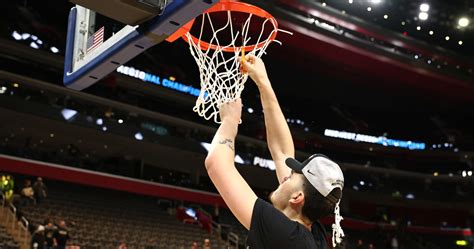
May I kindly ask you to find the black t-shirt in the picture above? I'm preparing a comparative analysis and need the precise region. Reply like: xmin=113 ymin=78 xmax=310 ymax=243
xmin=44 ymin=227 xmax=56 ymax=246
xmin=246 ymin=198 xmax=329 ymax=249
xmin=54 ymin=228 xmax=70 ymax=246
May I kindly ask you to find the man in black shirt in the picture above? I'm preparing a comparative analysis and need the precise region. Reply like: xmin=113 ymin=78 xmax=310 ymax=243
xmin=205 ymin=55 xmax=344 ymax=249
xmin=54 ymin=220 xmax=70 ymax=249
xmin=44 ymin=222 xmax=56 ymax=249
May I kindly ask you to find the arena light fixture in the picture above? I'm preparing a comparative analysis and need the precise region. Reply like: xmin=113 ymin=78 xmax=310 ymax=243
xmin=429 ymin=30 xmax=434 ymax=35
xmin=370 ymin=0 xmax=381 ymax=4
xmin=118 ymin=119 xmax=124 ymax=124
xmin=29 ymin=42 xmax=39 ymax=49
xmin=247 ymin=107 xmax=254 ymax=114
xmin=134 ymin=132 xmax=144 ymax=140
xmin=458 ymin=41 xmax=463 ymax=45
xmin=416 ymin=26 xmax=421 ymax=30
xmin=96 ymin=118 xmax=103 ymax=125
xmin=21 ymin=33 xmax=31 ymax=40
xmin=384 ymin=14 xmax=388 ymax=19
xmin=419 ymin=3 xmax=430 ymax=12
xmin=367 ymin=7 xmax=372 ymax=12
xmin=102 ymin=126 xmax=107 ymax=131
xmin=458 ymin=17 xmax=470 ymax=27
xmin=50 ymin=47 xmax=59 ymax=53
xmin=419 ymin=12 xmax=428 ymax=21
xmin=445 ymin=36 xmax=450 ymax=41
xmin=11 ymin=31 xmax=22 ymax=40
xmin=61 ymin=108 xmax=78 ymax=121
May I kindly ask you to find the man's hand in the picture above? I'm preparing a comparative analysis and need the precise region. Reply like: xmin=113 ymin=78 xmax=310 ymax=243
xmin=242 ymin=54 xmax=270 ymax=87
xmin=219 ymin=98 xmax=242 ymax=124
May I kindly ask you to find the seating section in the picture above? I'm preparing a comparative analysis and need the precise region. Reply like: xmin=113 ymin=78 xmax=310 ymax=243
xmin=20 ymin=183 xmax=224 ymax=249
xmin=0 ymin=225 xmax=20 ymax=249
xmin=218 ymin=209 xmax=248 ymax=245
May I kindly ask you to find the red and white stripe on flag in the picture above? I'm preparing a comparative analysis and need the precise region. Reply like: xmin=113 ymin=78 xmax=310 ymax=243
xmin=86 ymin=26 xmax=104 ymax=53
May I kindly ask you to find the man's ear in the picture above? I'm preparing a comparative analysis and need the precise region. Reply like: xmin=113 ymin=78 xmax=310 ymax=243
xmin=289 ymin=191 xmax=305 ymax=205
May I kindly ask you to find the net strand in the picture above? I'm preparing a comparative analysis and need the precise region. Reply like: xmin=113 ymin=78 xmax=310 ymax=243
xmin=186 ymin=11 xmax=291 ymax=123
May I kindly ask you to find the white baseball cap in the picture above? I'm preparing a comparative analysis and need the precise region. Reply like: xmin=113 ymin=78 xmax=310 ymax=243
xmin=285 ymin=154 xmax=345 ymax=247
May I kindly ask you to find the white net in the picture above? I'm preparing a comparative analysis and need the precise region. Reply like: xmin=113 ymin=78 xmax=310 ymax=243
xmin=184 ymin=10 xmax=290 ymax=123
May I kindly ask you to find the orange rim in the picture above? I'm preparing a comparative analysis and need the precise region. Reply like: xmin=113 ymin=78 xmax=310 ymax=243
xmin=166 ymin=1 xmax=278 ymax=52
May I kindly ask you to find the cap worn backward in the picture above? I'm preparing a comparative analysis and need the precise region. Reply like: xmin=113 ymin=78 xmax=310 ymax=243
xmin=285 ymin=154 xmax=344 ymax=197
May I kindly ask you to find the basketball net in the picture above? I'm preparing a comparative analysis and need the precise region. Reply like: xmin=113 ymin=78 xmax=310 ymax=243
xmin=184 ymin=9 xmax=291 ymax=123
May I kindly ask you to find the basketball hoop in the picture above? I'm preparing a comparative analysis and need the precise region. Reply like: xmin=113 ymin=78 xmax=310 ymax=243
xmin=167 ymin=0 xmax=292 ymax=123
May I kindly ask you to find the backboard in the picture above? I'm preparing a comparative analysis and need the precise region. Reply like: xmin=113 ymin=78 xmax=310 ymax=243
xmin=64 ymin=0 xmax=218 ymax=90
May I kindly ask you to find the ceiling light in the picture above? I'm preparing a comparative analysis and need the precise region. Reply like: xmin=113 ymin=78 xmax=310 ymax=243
xmin=61 ymin=108 xmax=78 ymax=121
xmin=348 ymin=0 xmax=353 ymax=3
xmin=50 ymin=47 xmax=59 ymax=54
xmin=367 ymin=7 xmax=372 ymax=12
xmin=96 ymin=118 xmax=103 ymax=125
xmin=322 ymin=2 xmax=326 ymax=6
xmin=419 ymin=12 xmax=428 ymax=21
xmin=247 ymin=108 xmax=254 ymax=114
xmin=429 ymin=30 xmax=434 ymax=35
xmin=118 ymin=119 xmax=124 ymax=124
xmin=445 ymin=36 xmax=450 ymax=41
xmin=11 ymin=31 xmax=22 ymax=40
xmin=21 ymin=33 xmax=31 ymax=40
xmin=416 ymin=26 xmax=421 ymax=30
xmin=419 ymin=3 xmax=430 ymax=12
xmin=458 ymin=17 xmax=470 ymax=27
xmin=134 ymin=132 xmax=144 ymax=141
xmin=102 ymin=126 xmax=107 ymax=131
xmin=29 ymin=42 xmax=39 ymax=49
xmin=458 ymin=41 xmax=463 ymax=45
xmin=384 ymin=14 xmax=388 ymax=19
xmin=401 ymin=21 xmax=406 ymax=26
xmin=370 ymin=0 xmax=381 ymax=4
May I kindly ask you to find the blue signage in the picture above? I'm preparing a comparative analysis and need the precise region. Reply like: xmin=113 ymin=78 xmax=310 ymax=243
xmin=117 ymin=65 xmax=201 ymax=97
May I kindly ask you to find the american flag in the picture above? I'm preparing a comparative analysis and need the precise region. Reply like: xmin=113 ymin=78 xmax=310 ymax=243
xmin=86 ymin=26 xmax=104 ymax=53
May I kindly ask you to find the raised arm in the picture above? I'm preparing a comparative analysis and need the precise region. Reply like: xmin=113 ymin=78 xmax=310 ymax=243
xmin=243 ymin=55 xmax=294 ymax=184
xmin=204 ymin=99 xmax=257 ymax=230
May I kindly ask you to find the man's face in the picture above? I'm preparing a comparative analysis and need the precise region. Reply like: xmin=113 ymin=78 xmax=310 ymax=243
xmin=269 ymin=170 xmax=306 ymax=210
